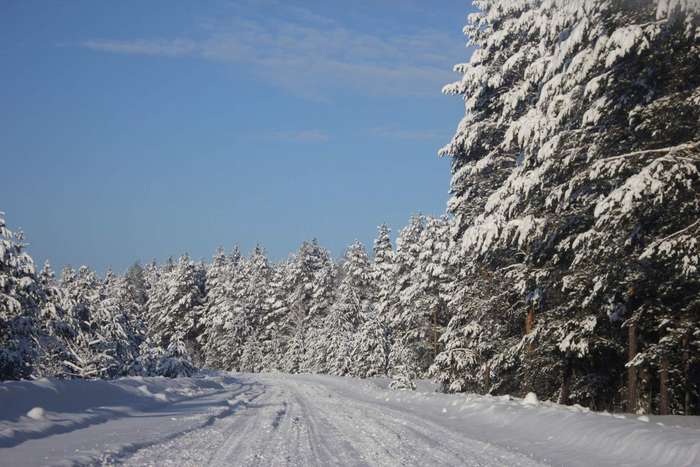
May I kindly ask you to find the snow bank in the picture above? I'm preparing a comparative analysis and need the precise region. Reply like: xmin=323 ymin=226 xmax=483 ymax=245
xmin=0 ymin=372 xmax=238 ymax=449
xmin=296 ymin=374 xmax=700 ymax=467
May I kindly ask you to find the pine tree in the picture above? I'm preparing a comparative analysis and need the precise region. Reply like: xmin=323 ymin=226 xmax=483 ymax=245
xmin=146 ymin=255 xmax=204 ymax=371
xmin=239 ymin=334 xmax=263 ymax=373
xmin=352 ymin=313 xmax=389 ymax=378
xmin=0 ymin=213 xmax=40 ymax=379
xmin=371 ymin=224 xmax=395 ymax=320
xmin=98 ymin=269 xmax=142 ymax=376
xmin=439 ymin=0 xmax=700 ymax=412
xmin=282 ymin=326 xmax=305 ymax=374
xmin=59 ymin=266 xmax=116 ymax=378
xmin=283 ymin=240 xmax=336 ymax=372
xmin=197 ymin=247 xmax=234 ymax=368
xmin=430 ymin=263 xmax=521 ymax=394
xmin=237 ymin=246 xmax=271 ymax=372
xmin=387 ymin=215 xmax=425 ymax=380
xmin=389 ymin=216 xmax=454 ymax=379
xmin=125 ymin=262 xmax=148 ymax=310
xmin=34 ymin=261 xmax=75 ymax=377
xmin=324 ymin=241 xmax=372 ymax=376
xmin=259 ymin=260 xmax=292 ymax=371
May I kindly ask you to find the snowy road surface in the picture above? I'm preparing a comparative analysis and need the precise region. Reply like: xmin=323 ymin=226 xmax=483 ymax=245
xmin=1 ymin=373 xmax=699 ymax=466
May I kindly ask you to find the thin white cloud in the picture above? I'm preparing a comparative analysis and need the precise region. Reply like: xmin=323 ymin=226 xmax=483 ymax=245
xmin=78 ymin=4 xmax=465 ymax=99
xmin=269 ymin=129 xmax=330 ymax=143
xmin=81 ymin=39 xmax=198 ymax=57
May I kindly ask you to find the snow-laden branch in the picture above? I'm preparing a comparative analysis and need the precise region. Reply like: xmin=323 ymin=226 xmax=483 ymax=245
xmin=648 ymin=218 xmax=700 ymax=248
xmin=595 ymin=141 xmax=699 ymax=164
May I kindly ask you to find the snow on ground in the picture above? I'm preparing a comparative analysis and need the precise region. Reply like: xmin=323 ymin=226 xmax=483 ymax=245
xmin=1 ymin=372 xmax=698 ymax=466
xmin=0 ymin=372 xmax=252 ymax=466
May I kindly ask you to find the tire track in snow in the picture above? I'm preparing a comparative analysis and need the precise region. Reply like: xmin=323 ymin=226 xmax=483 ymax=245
xmin=117 ymin=374 xmax=544 ymax=467
xmin=278 ymin=377 xmax=541 ymax=467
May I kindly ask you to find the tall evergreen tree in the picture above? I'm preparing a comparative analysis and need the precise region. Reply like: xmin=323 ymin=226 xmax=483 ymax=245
xmin=371 ymin=224 xmax=395 ymax=321
xmin=125 ymin=262 xmax=148 ymax=310
xmin=259 ymin=260 xmax=292 ymax=371
xmin=438 ymin=0 xmax=700 ymax=412
xmin=98 ymin=270 xmax=142 ymax=376
xmin=323 ymin=242 xmax=372 ymax=376
xmin=34 ymin=261 xmax=75 ymax=377
xmin=282 ymin=240 xmax=335 ymax=372
xmin=197 ymin=247 xmax=235 ymax=368
xmin=146 ymin=255 xmax=203 ymax=372
xmin=0 ymin=214 xmax=39 ymax=379
xmin=237 ymin=246 xmax=271 ymax=372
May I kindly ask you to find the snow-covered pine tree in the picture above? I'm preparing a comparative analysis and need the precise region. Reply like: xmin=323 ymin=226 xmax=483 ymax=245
xmin=430 ymin=261 xmax=522 ymax=394
xmin=146 ymin=254 xmax=203 ymax=373
xmin=218 ymin=257 xmax=251 ymax=371
xmin=239 ymin=334 xmax=264 ymax=373
xmin=441 ymin=0 xmax=700 ymax=412
xmin=371 ymin=224 xmax=395 ymax=323
xmin=414 ymin=217 xmax=453 ymax=364
xmin=98 ymin=269 xmax=142 ymax=376
xmin=237 ymin=246 xmax=271 ymax=372
xmin=304 ymin=260 xmax=338 ymax=372
xmin=203 ymin=246 xmax=245 ymax=370
xmin=259 ymin=259 xmax=292 ymax=371
xmin=34 ymin=261 xmax=75 ymax=377
xmin=59 ymin=265 xmax=119 ymax=378
xmin=322 ymin=241 xmax=372 ymax=376
xmin=197 ymin=247 xmax=233 ymax=368
xmin=351 ymin=312 xmax=389 ymax=378
xmin=0 ymin=213 xmax=40 ymax=379
xmin=143 ymin=259 xmax=160 ymax=294
xmin=125 ymin=262 xmax=148 ymax=313
xmin=281 ymin=240 xmax=335 ymax=372
xmin=389 ymin=216 xmax=453 ymax=379
xmin=387 ymin=214 xmax=425 ymax=381
xmin=343 ymin=225 xmax=396 ymax=379
xmin=281 ymin=326 xmax=305 ymax=374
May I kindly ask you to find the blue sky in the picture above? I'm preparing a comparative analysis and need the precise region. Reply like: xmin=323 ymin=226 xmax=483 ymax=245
xmin=1 ymin=0 xmax=475 ymax=273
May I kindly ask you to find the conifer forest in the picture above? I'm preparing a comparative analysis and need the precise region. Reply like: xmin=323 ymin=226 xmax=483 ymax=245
xmin=2 ymin=0 xmax=699 ymax=442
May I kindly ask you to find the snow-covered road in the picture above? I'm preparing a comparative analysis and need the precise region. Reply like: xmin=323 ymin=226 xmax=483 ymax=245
xmin=119 ymin=375 xmax=540 ymax=467
xmin=1 ymin=373 xmax=699 ymax=466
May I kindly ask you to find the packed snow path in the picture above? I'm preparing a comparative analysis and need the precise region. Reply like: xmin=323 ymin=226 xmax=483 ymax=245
xmin=1 ymin=373 xmax=699 ymax=466
xmin=119 ymin=375 xmax=539 ymax=467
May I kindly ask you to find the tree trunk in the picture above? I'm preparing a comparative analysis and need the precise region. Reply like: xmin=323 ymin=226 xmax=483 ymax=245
xmin=659 ymin=355 xmax=669 ymax=415
xmin=484 ymin=361 xmax=491 ymax=394
xmin=683 ymin=332 xmax=690 ymax=415
xmin=558 ymin=357 xmax=573 ymax=405
xmin=640 ymin=367 xmax=652 ymax=415
xmin=525 ymin=308 xmax=535 ymax=334
xmin=525 ymin=307 xmax=535 ymax=353
xmin=628 ymin=322 xmax=638 ymax=413
xmin=432 ymin=304 xmax=439 ymax=361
